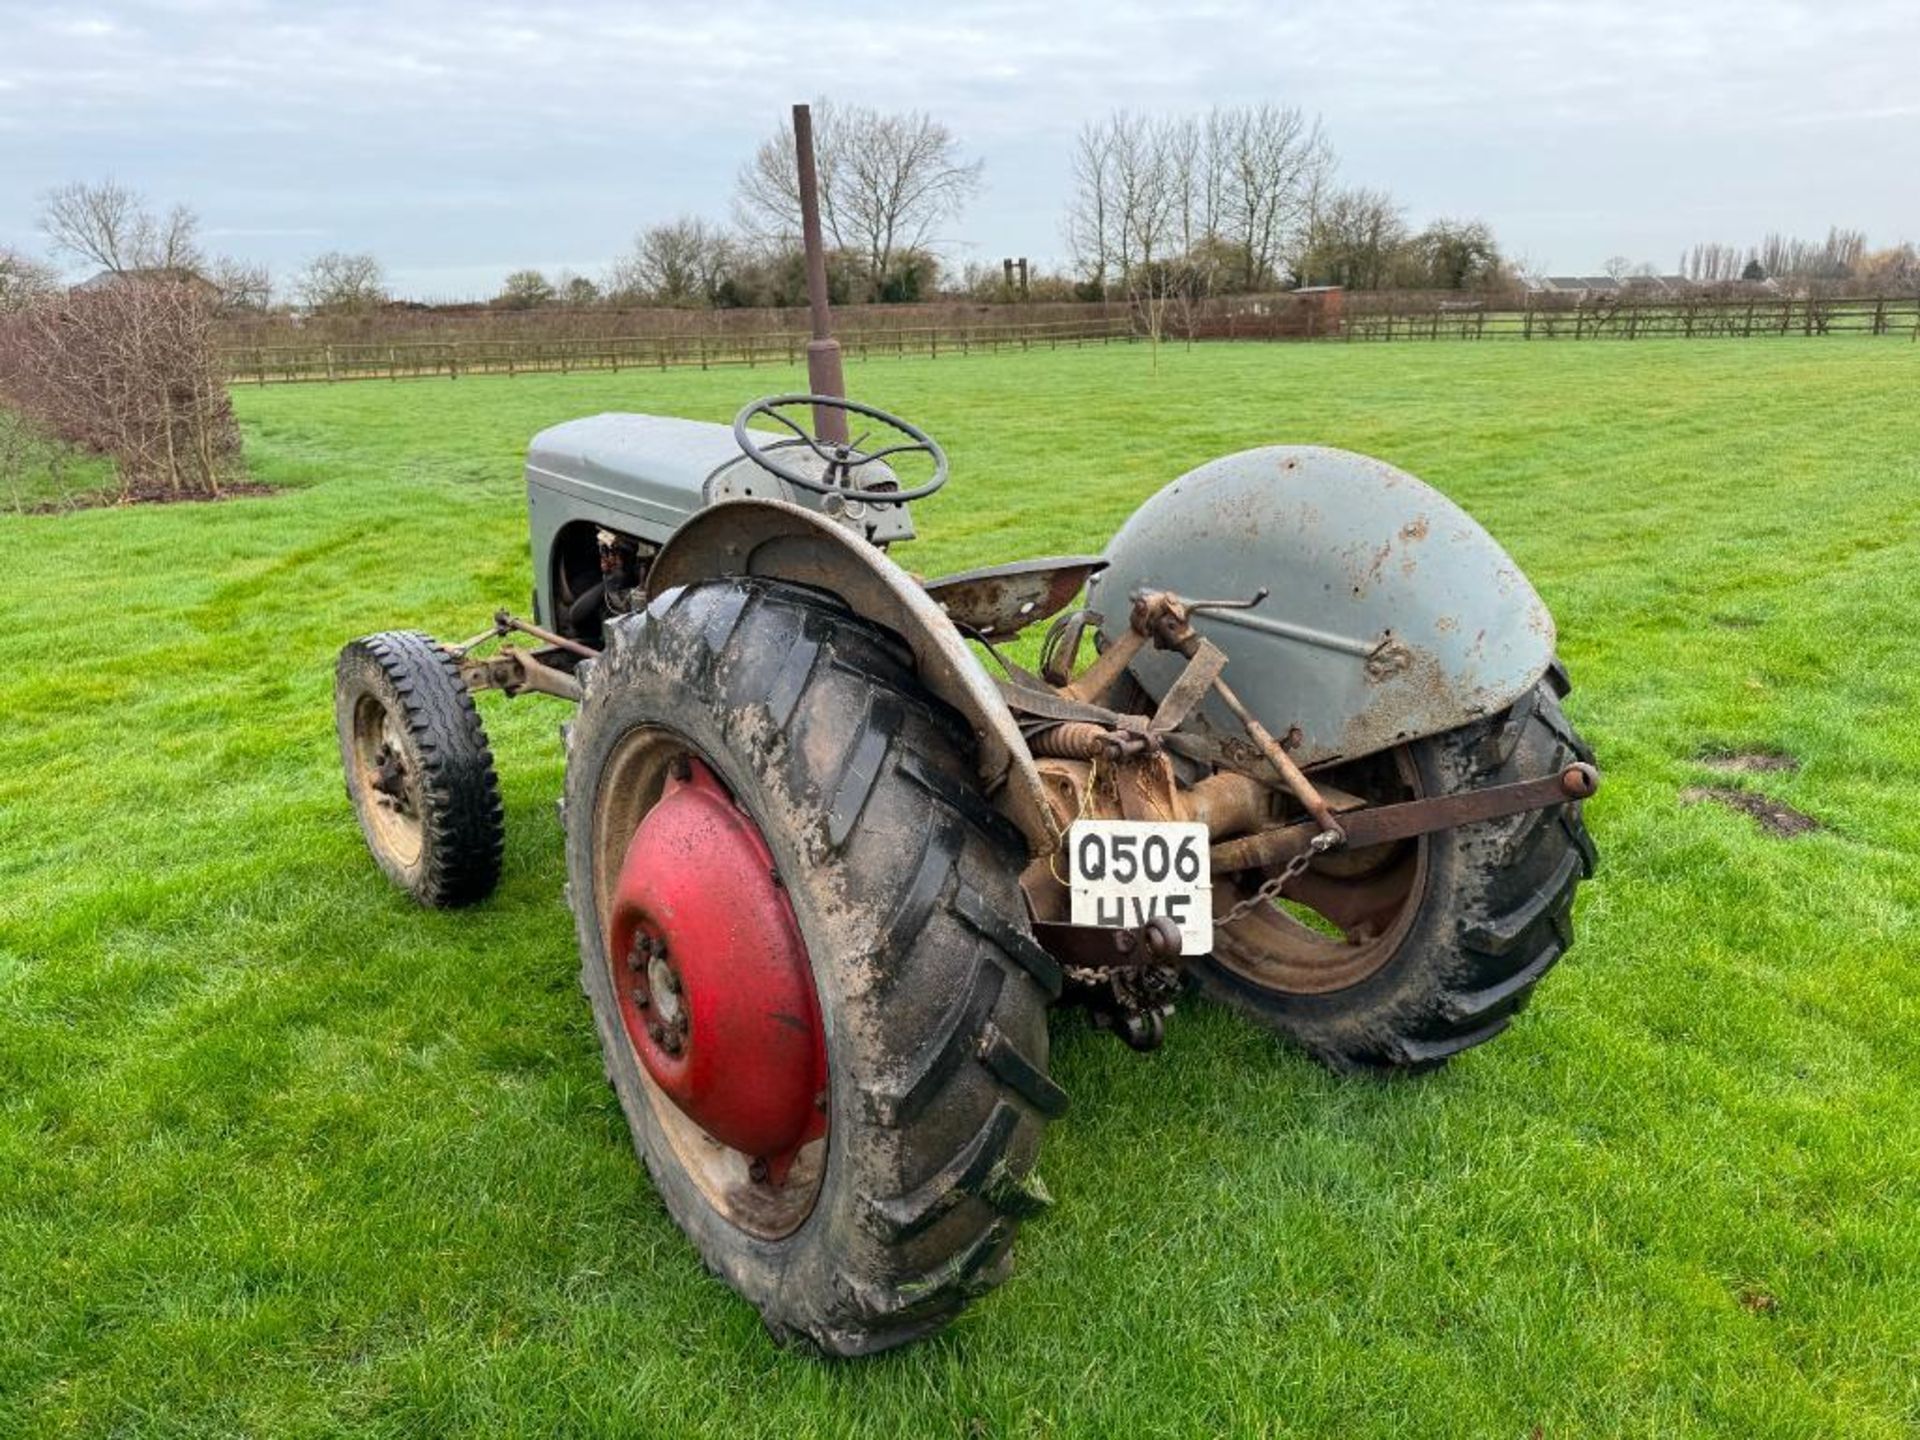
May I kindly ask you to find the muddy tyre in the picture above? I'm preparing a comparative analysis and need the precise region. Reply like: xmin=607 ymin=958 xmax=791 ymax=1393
xmin=335 ymin=631 xmax=505 ymax=907
xmin=1197 ymin=664 xmax=1596 ymax=1072
xmin=564 ymin=578 xmax=1059 ymax=1355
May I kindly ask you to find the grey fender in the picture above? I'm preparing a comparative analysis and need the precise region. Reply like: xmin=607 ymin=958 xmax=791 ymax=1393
xmin=646 ymin=499 xmax=1059 ymax=857
xmin=1088 ymin=445 xmax=1556 ymax=768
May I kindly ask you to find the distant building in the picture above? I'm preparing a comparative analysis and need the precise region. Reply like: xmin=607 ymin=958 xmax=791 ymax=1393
xmin=1534 ymin=273 xmax=1701 ymax=298
xmin=1530 ymin=275 xmax=1622 ymax=297
xmin=74 ymin=266 xmax=220 ymax=300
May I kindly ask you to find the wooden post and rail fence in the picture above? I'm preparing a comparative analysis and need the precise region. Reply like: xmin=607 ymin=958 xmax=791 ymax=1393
xmin=219 ymin=293 xmax=1920 ymax=385
xmin=221 ymin=314 xmax=1137 ymax=386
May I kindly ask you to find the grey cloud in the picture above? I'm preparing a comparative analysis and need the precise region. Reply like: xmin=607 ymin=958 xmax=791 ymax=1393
xmin=1 ymin=0 xmax=1913 ymax=294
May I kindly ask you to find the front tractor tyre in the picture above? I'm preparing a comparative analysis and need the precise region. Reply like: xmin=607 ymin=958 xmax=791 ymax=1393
xmin=564 ymin=579 xmax=1059 ymax=1355
xmin=335 ymin=631 xmax=505 ymax=908
xmin=1198 ymin=664 xmax=1597 ymax=1072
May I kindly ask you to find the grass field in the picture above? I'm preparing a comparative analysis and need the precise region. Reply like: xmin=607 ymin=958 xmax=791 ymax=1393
xmin=3 ymin=339 xmax=1918 ymax=1437
xmin=0 ymin=411 xmax=116 ymax=515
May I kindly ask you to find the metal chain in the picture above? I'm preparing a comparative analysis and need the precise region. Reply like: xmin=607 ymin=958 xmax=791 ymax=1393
xmin=1217 ymin=831 xmax=1341 ymax=928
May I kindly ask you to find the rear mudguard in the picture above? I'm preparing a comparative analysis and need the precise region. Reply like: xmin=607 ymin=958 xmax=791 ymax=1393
xmin=1088 ymin=446 xmax=1556 ymax=768
xmin=647 ymin=499 xmax=1059 ymax=857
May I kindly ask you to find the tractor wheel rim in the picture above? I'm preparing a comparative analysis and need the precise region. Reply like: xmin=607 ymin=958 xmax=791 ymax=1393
xmin=351 ymin=694 xmax=423 ymax=868
xmin=592 ymin=728 xmax=828 ymax=1239
xmin=1213 ymin=745 xmax=1428 ymax=995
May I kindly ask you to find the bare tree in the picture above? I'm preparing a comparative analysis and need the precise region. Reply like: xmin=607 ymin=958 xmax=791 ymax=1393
xmin=40 ymin=179 xmax=203 ymax=275
xmin=736 ymin=101 xmax=980 ymax=298
xmin=735 ymin=99 xmax=849 ymax=248
xmin=1064 ymin=121 xmax=1118 ymax=296
xmin=838 ymin=110 xmax=982 ymax=291
xmin=296 ymin=251 xmax=387 ymax=313
xmin=1682 ymin=241 xmax=1747 ymax=284
xmin=207 ymin=256 xmax=273 ymax=311
xmin=1297 ymin=187 xmax=1406 ymax=289
xmin=0 ymin=247 xmax=60 ymax=313
xmin=1758 ymin=227 xmax=1867 ymax=281
xmin=1216 ymin=104 xmax=1331 ymax=290
xmin=0 ymin=280 xmax=242 ymax=500
xmin=608 ymin=217 xmax=736 ymax=306
xmin=1100 ymin=114 xmax=1183 ymax=361
xmin=1066 ymin=104 xmax=1331 ymax=298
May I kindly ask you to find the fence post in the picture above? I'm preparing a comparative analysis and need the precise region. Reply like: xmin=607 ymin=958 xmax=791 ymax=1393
xmin=1523 ymin=306 xmax=1533 ymax=340
xmin=698 ymin=337 xmax=708 ymax=371
xmin=389 ymin=346 xmax=397 ymax=381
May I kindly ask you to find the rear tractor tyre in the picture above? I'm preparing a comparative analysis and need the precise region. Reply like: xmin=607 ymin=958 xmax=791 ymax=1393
xmin=334 ymin=631 xmax=505 ymax=908
xmin=564 ymin=578 xmax=1059 ymax=1355
xmin=1196 ymin=664 xmax=1596 ymax=1072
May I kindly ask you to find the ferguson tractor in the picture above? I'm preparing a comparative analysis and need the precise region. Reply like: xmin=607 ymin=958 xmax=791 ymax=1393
xmin=333 ymin=107 xmax=1597 ymax=1355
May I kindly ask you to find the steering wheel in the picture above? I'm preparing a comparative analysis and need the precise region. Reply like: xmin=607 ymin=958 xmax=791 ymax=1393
xmin=732 ymin=394 xmax=949 ymax=504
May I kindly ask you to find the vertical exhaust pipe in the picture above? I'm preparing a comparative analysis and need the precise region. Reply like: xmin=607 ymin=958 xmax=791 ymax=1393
xmin=793 ymin=102 xmax=849 ymax=445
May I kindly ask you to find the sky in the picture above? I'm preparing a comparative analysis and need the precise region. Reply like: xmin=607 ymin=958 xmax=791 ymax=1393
xmin=2 ymin=0 xmax=1915 ymax=299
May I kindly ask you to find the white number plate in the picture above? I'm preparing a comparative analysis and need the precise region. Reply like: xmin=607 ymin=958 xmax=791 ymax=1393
xmin=1067 ymin=820 xmax=1212 ymax=955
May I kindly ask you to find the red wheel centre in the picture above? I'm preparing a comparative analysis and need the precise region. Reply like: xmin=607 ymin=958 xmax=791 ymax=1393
xmin=607 ymin=756 xmax=826 ymax=1184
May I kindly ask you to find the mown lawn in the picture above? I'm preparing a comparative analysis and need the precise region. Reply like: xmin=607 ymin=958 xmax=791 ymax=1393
xmin=0 ymin=411 xmax=116 ymax=515
xmin=2 ymin=338 xmax=1917 ymax=1437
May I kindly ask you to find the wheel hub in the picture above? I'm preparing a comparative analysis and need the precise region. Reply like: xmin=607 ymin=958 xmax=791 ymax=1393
xmin=606 ymin=756 xmax=825 ymax=1182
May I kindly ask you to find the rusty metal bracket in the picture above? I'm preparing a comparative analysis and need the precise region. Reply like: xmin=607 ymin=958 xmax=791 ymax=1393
xmin=1211 ymin=762 xmax=1600 ymax=873
xmin=1131 ymin=588 xmax=1348 ymax=842
xmin=1031 ymin=915 xmax=1183 ymax=970
xmin=492 ymin=609 xmax=597 ymax=660
xmin=1064 ymin=626 xmax=1148 ymax=706
xmin=1147 ymin=640 xmax=1228 ymax=733
xmin=459 ymin=645 xmax=584 ymax=703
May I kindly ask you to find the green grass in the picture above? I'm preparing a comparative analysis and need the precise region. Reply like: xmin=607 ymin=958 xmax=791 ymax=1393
xmin=0 ymin=411 xmax=116 ymax=514
xmin=4 ymin=339 xmax=1919 ymax=1437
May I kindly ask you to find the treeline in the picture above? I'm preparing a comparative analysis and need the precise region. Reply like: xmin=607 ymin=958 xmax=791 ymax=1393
xmin=1678 ymin=228 xmax=1918 ymax=288
xmin=7 ymin=106 xmax=1919 ymax=321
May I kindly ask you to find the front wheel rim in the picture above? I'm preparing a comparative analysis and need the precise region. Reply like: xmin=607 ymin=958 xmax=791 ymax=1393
xmin=350 ymin=693 xmax=423 ymax=868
